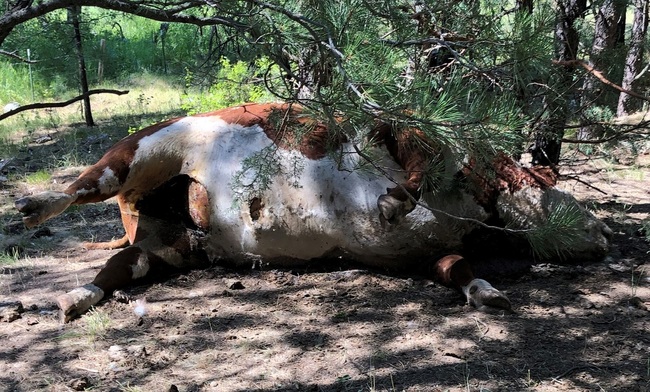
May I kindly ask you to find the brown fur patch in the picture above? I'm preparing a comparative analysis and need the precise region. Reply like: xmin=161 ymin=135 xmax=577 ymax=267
xmin=369 ymin=123 xmax=438 ymax=201
xmin=188 ymin=180 xmax=210 ymax=230
xmin=433 ymin=254 xmax=474 ymax=288
xmin=66 ymin=117 xmax=183 ymax=204
xmin=92 ymin=246 xmax=144 ymax=292
xmin=203 ymin=103 xmax=347 ymax=159
xmin=249 ymin=197 xmax=263 ymax=221
xmin=463 ymin=155 xmax=558 ymax=207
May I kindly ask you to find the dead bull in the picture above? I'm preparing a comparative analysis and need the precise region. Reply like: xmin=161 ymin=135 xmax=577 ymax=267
xmin=15 ymin=103 xmax=612 ymax=322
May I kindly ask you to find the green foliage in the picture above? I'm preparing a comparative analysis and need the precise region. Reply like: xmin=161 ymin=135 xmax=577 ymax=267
xmin=181 ymin=57 xmax=278 ymax=114
xmin=525 ymin=202 xmax=587 ymax=260
xmin=0 ymin=62 xmax=39 ymax=103
xmin=24 ymin=170 xmax=52 ymax=185
xmin=584 ymin=105 xmax=615 ymax=123
xmin=641 ymin=219 xmax=650 ymax=246
xmin=82 ymin=307 xmax=111 ymax=342
xmin=0 ymin=8 xmax=228 ymax=103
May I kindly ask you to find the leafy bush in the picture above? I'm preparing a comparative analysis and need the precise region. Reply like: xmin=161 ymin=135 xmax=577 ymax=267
xmin=181 ymin=57 xmax=278 ymax=114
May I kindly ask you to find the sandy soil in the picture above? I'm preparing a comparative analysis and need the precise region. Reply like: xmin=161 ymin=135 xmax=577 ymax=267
xmin=0 ymin=124 xmax=648 ymax=392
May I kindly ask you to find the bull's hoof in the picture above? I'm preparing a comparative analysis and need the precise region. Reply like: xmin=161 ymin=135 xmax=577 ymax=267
xmin=56 ymin=284 xmax=105 ymax=323
xmin=15 ymin=191 xmax=74 ymax=228
xmin=377 ymin=194 xmax=414 ymax=227
xmin=462 ymin=278 xmax=512 ymax=313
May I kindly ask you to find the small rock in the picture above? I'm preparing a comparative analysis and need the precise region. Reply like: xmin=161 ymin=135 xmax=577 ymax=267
xmin=327 ymin=269 xmax=366 ymax=281
xmin=108 ymin=344 xmax=147 ymax=362
xmin=608 ymin=263 xmax=631 ymax=273
xmin=126 ymin=344 xmax=147 ymax=357
xmin=108 ymin=345 xmax=125 ymax=361
xmin=629 ymin=297 xmax=648 ymax=311
xmin=113 ymin=290 xmax=131 ymax=304
xmin=69 ymin=377 xmax=91 ymax=391
xmin=26 ymin=317 xmax=39 ymax=325
xmin=224 ymin=279 xmax=245 ymax=290
xmin=0 ymin=301 xmax=24 ymax=322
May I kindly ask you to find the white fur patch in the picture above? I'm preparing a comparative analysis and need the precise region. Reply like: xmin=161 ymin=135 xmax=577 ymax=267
xmin=98 ymin=167 xmax=122 ymax=195
xmin=131 ymin=252 xmax=150 ymax=279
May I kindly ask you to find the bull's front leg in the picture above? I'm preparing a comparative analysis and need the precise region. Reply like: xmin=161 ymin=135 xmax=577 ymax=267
xmin=57 ymin=247 xmax=146 ymax=322
xmin=15 ymin=191 xmax=75 ymax=228
xmin=434 ymin=254 xmax=512 ymax=312
xmin=15 ymin=161 xmax=128 ymax=228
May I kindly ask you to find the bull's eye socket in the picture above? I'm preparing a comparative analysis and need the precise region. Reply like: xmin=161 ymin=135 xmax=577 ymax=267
xmin=469 ymin=285 xmax=478 ymax=295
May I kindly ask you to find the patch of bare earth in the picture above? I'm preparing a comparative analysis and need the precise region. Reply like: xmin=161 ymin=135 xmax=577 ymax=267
xmin=0 ymin=124 xmax=648 ymax=391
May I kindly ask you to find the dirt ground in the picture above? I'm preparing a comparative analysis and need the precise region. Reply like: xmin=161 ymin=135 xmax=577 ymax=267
xmin=0 ymin=121 xmax=648 ymax=392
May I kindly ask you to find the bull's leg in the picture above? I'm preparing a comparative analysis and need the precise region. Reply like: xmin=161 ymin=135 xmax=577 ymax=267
xmin=83 ymin=234 xmax=131 ymax=250
xmin=15 ymin=160 xmax=128 ymax=228
xmin=57 ymin=217 xmax=206 ymax=322
xmin=434 ymin=254 xmax=512 ymax=312
xmin=82 ymin=196 xmax=139 ymax=250
xmin=57 ymin=246 xmax=145 ymax=322
xmin=15 ymin=191 xmax=75 ymax=228
xmin=371 ymin=124 xmax=429 ymax=226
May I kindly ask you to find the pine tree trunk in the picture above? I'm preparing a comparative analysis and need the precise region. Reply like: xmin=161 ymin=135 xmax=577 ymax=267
xmin=517 ymin=0 xmax=534 ymax=13
xmin=617 ymin=0 xmax=649 ymax=116
xmin=529 ymin=0 xmax=586 ymax=166
xmin=578 ymin=0 xmax=626 ymax=140
xmin=69 ymin=6 xmax=94 ymax=126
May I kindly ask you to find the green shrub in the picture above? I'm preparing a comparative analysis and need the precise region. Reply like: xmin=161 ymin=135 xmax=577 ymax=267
xmin=181 ymin=57 xmax=278 ymax=114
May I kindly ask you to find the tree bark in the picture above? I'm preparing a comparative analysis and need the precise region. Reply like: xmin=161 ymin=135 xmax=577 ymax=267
xmin=617 ymin=0 xmax=649 ymax=116
xmin=69 ymin=5 xmax=94 ymax=126
xmin=516 ymin=0 xmax=534 ymax=13
xmin=578 ymin=0 xmax=627 ymax=140
xmin=529 ymin=0 xmax=586 ymax=166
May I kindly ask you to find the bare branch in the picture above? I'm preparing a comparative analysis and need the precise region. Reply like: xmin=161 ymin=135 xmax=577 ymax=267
xmin=0 ymin=0 xmax=248 ymax=47
xmin=553 ymin=59 xmax=650 ymax=103
xmin=0 ymin=89 xmax=129 ymax=121
xmin=0 ymin=49 xmax=37 ymax=63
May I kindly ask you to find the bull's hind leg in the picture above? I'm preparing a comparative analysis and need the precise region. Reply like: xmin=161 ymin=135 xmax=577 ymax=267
xmin=83 ymin=196 xmax=139 ymax=250
xmin=434 ymin=254 xmax=512 ymax=312
xmin=15 ymin=191 xmax=76 ymax=228
xmin=57 ymin=217 xmax=206 ymax=322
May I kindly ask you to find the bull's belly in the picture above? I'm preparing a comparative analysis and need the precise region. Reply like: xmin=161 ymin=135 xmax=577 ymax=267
xmin=209 ymin=203 xmax=442 ymax=265
xmin=204 ymin=204 xmax=442 ymax=266
xmin=181 ymin=126 xmax=489 ymax=266
xmin=189 ymin=131 xmax=442 ymax=265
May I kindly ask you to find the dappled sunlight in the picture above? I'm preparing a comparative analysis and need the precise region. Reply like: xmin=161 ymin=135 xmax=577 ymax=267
xmin=0 ymin=257 xmax=648 ymax=390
